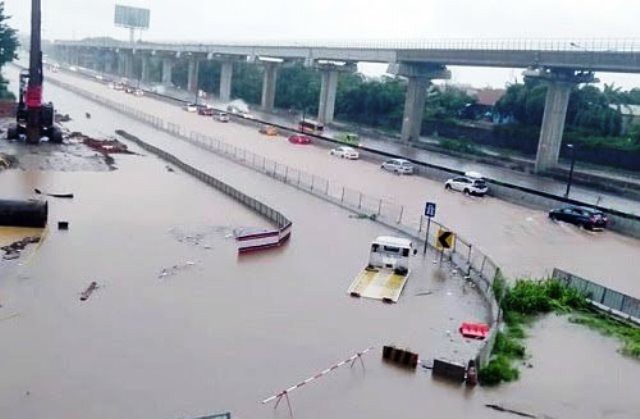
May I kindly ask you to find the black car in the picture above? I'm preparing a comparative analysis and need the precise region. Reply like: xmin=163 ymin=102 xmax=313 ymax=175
xmin=548 ymin=206 xmax=608 ymax=230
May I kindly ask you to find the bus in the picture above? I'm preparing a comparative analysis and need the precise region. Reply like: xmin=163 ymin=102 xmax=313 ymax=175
xmin=298 ymin=119 xmax=324 ymax=135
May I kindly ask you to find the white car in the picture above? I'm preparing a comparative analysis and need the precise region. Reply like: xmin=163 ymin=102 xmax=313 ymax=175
xmin=214 ymin=112 xmax=230 ymax=122
xmin=184 ymin=103 xmax=198 ymax=112
xmin=381 ymin=158 xmax=414 ymax=175
xmin=330 ymin=146 xmax=359 ymax=160
xmin=445 ymin=175 xmax=489 ymax=196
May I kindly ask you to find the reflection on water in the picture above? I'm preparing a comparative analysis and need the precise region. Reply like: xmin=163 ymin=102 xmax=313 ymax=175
xmin=0 ymin=226 xmax=43 ymax=247
xmin=0 ymin=65 xmax=636 ymax=419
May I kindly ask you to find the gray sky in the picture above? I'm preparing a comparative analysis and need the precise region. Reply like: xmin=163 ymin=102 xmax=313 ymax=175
xmin=5 ymin=0 xmax=640 ymax=88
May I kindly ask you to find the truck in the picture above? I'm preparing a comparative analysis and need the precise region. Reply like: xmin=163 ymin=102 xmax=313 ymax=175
xmin=347 ymin=236 xmax=414 ymax=303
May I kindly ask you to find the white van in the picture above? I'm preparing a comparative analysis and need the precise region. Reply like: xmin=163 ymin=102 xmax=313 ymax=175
xmin=368 ymin=236 xmax=413 ymax=273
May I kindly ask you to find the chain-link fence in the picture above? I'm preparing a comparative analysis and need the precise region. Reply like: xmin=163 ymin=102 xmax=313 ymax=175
xmin=553 ymin=269 xmax=640 ymax=324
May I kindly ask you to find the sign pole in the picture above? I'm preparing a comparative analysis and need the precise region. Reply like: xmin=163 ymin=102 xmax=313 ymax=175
xmin=423 ymin=217 xmax=431 ymax=255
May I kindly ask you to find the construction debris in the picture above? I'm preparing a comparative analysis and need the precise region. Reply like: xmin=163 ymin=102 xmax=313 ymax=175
xmin=1 ymin=236 xmax=41 ymax=260
xmin=54 ymin=112 xmax=71 ymax=123
xmin=0 ymin=199 xmax=48 ymax=228
xmin=0 ymin=153 xmax=17 ymax=170
xmin=80 ymin=281 xmax=99 ymax=301
xmin=485 ymin=404 xmax=537 ymax=418
xmin=158 ymin=261 xmax=198 ymax=279
xmin=82 ymin=137 xmax=132 ymax=154
xmin=34 ymin=188 xmax=74 ymax=199
xmin=382 ymin=345 xmax=419 ymax=369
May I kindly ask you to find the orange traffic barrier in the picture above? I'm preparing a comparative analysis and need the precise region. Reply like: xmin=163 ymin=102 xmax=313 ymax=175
xmin=459 ymin=322 xmax=489 ymax=339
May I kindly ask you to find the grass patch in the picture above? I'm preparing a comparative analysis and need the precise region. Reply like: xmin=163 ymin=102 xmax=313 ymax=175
xmin=569 ymin=312 xmax=640 ymax=358
xmin=479 ymin=277 xmax=639 ymax=386
xmin=438 ymin=138 xmax=479 ymax=155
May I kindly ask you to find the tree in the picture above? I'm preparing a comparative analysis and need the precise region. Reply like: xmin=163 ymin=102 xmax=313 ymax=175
xmin=0 ymin=1 xmax=18 ymax=99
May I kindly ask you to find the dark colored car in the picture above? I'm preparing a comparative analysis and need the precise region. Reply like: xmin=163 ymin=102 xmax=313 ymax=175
xmin=197 ymin=106 xmax=215 ymax=116
xmin=548 ymin=206 xmax=608 ymax=230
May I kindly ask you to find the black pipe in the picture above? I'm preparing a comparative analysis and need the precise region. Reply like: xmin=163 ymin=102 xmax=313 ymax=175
xmin=0 ymin=199 xmax=48 ymax=228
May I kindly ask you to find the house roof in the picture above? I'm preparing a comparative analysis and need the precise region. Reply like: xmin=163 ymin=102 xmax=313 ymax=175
xmin=475 ymin=88 xmax=506 ymax=107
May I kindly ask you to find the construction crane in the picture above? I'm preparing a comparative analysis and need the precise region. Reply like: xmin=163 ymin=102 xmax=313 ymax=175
xmin=7 ymin=0 xmax=62 ymax=144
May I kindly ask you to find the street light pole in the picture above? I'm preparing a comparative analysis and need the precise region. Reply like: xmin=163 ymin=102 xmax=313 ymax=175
xmin=565 ymin=144 xmax=576 ymax=198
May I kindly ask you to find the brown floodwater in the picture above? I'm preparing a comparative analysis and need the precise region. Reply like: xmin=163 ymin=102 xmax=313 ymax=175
xmin=0 ymin=64 xmax=637 ymax=419
xmin=0 ymin=71 xmax=493 ymax=419
xmin=38 ymin=67 xmax=640 ymax=298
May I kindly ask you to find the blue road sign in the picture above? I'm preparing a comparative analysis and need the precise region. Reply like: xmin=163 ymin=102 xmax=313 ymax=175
xmin=425 ymin=202 xmax=436 ymax=218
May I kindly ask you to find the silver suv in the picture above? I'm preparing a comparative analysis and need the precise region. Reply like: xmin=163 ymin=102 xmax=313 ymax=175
xmin=381 ymin=159 xmax=414 ymax=175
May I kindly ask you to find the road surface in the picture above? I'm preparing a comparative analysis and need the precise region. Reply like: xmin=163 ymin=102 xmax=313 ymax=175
xmin=39 ymin=66 xmax=640 ymax=297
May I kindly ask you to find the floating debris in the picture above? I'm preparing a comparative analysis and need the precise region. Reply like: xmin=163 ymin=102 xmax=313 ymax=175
xmin=34 ymin=188 xmax=74 ymax=199
xmin=158 ymin=261 xmax=198 ymax=279
xmin=80 ymin=281 xmax=99 ymax=301
xmin=54 ymin=112 xmax=71 ymax=123
xmin=1 ymin=236 xmax=41 ymax=260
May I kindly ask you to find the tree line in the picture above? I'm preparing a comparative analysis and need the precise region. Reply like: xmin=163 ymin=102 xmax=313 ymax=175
xmin=170 ymin=60 xmax=640 ymax=147
xmin=0 ymin=2 xmax=19 ymax=99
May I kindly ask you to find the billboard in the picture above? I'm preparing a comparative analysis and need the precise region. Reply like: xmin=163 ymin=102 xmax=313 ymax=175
xmin=114 ymin=5 xmax=150 ymax=29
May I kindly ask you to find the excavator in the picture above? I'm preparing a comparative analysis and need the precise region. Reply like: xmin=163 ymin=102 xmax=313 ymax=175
xmin=6 ymin=0 xmax=62 ymax=144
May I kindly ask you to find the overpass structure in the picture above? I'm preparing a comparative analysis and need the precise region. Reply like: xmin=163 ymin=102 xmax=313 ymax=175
xmin=51 ymin=38 xmax=640 ymax=173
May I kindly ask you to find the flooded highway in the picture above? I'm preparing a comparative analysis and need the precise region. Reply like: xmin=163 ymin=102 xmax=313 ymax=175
xmin=94 ymin=68 xmax=640 ymax=214
xmin=0 ymin=65 xmax=634 ymax=418
xmin=38 ymin=66 xmax=640 ymax=297
xmin=0 ymin=67 xmax=505 ymax=419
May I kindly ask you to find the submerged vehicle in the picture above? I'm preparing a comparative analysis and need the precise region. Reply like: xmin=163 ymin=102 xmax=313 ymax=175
xmin=347 ymin=236 xmax=414 ymax=303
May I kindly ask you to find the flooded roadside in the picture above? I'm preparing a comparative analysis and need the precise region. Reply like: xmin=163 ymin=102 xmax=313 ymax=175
xmin=0 ymin=75 xmax=498 ymax=418
xmin=34 ymin=66 xmax=640 ymax=297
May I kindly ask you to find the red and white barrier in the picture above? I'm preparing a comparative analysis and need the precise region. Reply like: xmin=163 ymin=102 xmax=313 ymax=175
xmin=262 ymin=346 xmax=373 ymax=414
xmin=237 ymin=223 xmax=292 ymax=253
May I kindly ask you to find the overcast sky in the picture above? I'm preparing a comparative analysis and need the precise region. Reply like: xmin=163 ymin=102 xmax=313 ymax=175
xmin=5 ymin=0 xmax=640 ymax=88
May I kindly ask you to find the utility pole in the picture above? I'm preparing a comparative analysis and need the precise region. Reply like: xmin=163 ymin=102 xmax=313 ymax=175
xmin=26 ymin=0 xmax=43 ymax=144
xmin=565 ymin=144 xmax=576 ymax=198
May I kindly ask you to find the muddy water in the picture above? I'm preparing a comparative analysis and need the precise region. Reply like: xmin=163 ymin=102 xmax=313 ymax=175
xmin=37 ymin=67 xmax=640 ymax=297
xmin=0 ymin=70 xmax=499 ymax=418
xmin=484 ymin=314 xmax=640 ymax=419
xmin=7 ymin=69 xmax=636 ymax=418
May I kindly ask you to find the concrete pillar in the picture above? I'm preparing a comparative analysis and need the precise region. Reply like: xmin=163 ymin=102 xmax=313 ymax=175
xmin=219 ymin=60 xmax=233 ymax=102
xmin=117 ymin=54 xmax=125 ymax=76
xmin=161 ymin=57 xmax=173 ymax=86
xmin=317 ymin=70 xmax=339 ymax=124
xmin=261 ymin=62 xmax=279 ymax=111
xmin=104 ymin=53 xmax=115 ymax=74
xmin=187 ymin=57 xmax=199 ymax=94
xmin=401 ymin=77 xmax=429 ymax=143
xmin=141 ymin=55 xmax=151 ymax=84
xmin=388 ymin=63 xmax=451 ymax=143
xmin=120 ymin=51 xmax=134 ymax=79
xmin=528 ymin=68 xmax=597 ymax=173
xmin=535 ymin=81 xmax=573 ymax=173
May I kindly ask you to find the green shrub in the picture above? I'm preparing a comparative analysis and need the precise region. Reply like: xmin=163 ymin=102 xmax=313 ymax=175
xmin=438 ymin=138 xmax=478 ymax=154
xmin=493 ymin=332 xmax=525 ymax=358
xmin=479 ymin=355 xmax=520 ymax=385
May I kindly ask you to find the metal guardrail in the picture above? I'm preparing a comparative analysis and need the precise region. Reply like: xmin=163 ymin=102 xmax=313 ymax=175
xmin=42 ymin=72 xmax=502 ymax=366
xmin=553 ymin=268 xmax=640 ymax=323
xmin=54 ymin=38 xmax=640 ymax=52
